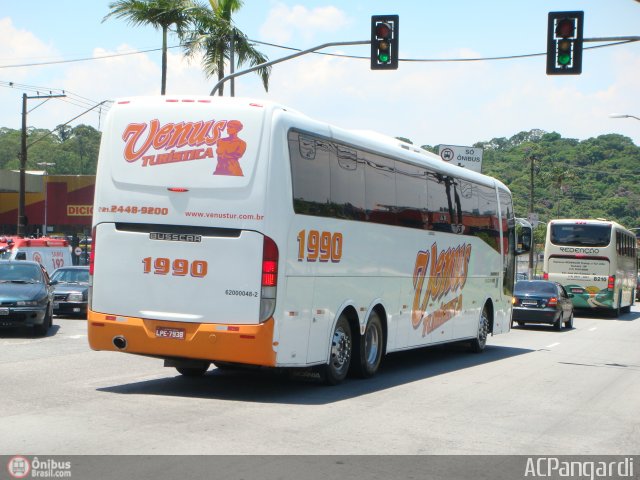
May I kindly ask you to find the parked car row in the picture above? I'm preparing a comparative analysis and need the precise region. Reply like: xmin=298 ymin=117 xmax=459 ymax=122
xmin=0 ymin=260 xmax=89 ymax=337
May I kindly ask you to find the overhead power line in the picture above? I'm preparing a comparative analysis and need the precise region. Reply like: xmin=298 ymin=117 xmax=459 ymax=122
xmin=0 ymin=38 xmax=637 ymax=70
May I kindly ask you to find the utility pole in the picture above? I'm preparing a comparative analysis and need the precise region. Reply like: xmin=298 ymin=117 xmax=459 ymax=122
xmin=18 ymin=94 xmax=27 ymax=237
xmin=17 ymin=92 xmax=66 ymax=237
xmin=528 ymin=152 xmax=535 ymax=279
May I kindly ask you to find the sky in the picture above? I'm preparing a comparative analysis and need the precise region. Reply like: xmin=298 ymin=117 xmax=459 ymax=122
xmin=1 ymin=0 xmax=640 ymax=149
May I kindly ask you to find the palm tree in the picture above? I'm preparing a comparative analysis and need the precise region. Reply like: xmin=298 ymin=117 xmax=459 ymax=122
xmin=103 ymin=0 xmax=198 ymax=95
xmin=184 ymin=0 xmax=270 ymax=96
xmin=540 ymin=163 xmax=577 ymax=217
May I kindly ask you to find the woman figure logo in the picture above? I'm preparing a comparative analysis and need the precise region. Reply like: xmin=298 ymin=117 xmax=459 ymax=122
xmin=214 ymin=120 xmax=246 ymax=176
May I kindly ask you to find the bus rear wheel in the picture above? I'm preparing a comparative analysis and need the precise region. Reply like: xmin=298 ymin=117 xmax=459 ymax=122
xmin=322 ymin=315 xmax=352 ymax=385
xmin=352 ymin=311 xmax=384 ymax=378
xmin=176 ymin=363 xmax=210 ymax=377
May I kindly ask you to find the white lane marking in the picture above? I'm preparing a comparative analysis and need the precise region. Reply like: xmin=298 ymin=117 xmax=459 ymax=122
xmin=546 ymin=342 xmax=561 ymax=349
xmin=589 ymin=327 xmax=597 ymax=332
xmin=67 ymin=334 xmax=86 ymax=339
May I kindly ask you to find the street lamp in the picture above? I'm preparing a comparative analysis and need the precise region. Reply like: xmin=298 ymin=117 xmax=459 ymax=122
xmin=609 ymin=113 xmax=640 ymax=121
xmin=36 ymin=162 xmax=55 ymax=236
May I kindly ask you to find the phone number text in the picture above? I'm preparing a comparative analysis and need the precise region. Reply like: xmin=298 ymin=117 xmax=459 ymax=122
xmin=99 ymin=205 xmax=169 ymax=215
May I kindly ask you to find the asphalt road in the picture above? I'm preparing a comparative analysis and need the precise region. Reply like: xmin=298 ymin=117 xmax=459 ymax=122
xmin=1 ymin=307 xmax=639 ymax=456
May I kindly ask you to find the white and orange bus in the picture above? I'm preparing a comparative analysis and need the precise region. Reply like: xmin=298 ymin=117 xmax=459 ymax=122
xmin=88 ymin=96 xmax=530 ymax=384
xmin=543 ymin=219 xmax=637 ymax=316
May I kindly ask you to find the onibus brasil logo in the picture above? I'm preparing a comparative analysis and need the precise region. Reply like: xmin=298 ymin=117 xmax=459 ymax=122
xmin=7 ymin=456 xmax=30 ymax=479
xmin=7 ymin=456 xmax=72 ymax=478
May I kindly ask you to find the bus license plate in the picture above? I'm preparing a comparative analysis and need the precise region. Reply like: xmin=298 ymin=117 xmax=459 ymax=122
xmin=155 ymin=327 xmax=185 ymax=340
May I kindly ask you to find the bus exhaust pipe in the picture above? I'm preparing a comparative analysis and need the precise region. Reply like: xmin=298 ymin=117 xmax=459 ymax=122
xmin=112 ymin=336 xmax=127 ymax=350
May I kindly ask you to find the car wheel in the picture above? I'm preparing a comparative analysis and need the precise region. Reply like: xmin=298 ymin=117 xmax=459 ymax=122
xmin=470 ymin=305 xmax=489 ymax=353
xmin=351 ymin=311 xmax=384 ymax=378
xmin=554 ymin=313 xmax=563 ymax=331
xmin=564 ymin=311 xmax=574 ymax=329
xmin=322 ymin=314 xmax=352 ymax=385
xmin=34 ymin=303 xmax=53 ymax=337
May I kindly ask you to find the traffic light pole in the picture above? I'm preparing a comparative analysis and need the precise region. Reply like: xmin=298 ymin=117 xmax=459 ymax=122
xmin=584 ymin=36 xmax=640 ymax=43
xmin=209 ymin=40 xmax=370 ymax=96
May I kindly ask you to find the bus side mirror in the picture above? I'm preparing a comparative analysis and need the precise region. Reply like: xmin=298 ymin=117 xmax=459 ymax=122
xmin=515 ymin=223 xmax=532 ymax=255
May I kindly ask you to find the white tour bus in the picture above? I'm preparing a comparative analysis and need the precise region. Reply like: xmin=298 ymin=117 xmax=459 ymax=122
xmin=88 ymin=96 xmax=530 ymax=384
xmin=543 ymin=219 xmax=637 ymax=316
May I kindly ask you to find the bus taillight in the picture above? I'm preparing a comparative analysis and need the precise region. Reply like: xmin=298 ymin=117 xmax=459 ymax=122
xmin=607 ymin=275 xmax=615 ymax=290
xmin=543 ymin=272 xmax=549 ymax=280
xmin=260 ymin=235 xmax=279 ymax=322
xmin=89 ymin=227 xmax=96 ymax=276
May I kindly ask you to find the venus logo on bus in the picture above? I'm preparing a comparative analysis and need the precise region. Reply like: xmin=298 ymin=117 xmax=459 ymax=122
xmin=121 ymin=118 xmax=247 ymax=176
xmin=411 ymin=242 xmax=472 ymax=337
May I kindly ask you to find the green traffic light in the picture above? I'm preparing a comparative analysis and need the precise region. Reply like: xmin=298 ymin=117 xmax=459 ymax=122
xmin=378 ymin=53 xmax=390 ymax=63
xmin=558 ymin=53 xmax=571 ymax=66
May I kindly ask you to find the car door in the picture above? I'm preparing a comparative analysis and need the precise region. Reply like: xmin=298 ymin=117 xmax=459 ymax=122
xmin=40 ymin=265 xmax=54 ymax=303
xmin=557 ymin=284 xmax=572 ymax=318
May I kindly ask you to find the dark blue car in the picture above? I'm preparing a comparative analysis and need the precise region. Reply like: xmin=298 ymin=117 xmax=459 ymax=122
xmin=512 ymin=280 xmax=575 ymax=330
xmin=0 ymin=260 xmax=54 ymax=336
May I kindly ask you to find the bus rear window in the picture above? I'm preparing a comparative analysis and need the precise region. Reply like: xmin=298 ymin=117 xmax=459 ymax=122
xmin=550 ymin=224 xmax=611 ymax=247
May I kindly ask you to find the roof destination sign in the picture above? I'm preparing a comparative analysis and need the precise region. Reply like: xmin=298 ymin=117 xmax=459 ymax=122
xmin=438 ymin=144 xmax=483 ymax=173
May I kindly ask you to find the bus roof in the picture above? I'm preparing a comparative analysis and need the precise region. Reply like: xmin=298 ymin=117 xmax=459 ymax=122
xmin=109 ymin=95 xmax=509 ymax=193
xmin=548 ymin=218 xmax=631 ymax=231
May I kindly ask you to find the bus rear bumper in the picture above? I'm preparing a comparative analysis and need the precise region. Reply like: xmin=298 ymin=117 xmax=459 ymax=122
xmin=87 ymin=310 xmax=277 ymax=367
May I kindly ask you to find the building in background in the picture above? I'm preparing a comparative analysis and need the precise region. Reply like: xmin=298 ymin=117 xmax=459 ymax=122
xmin=0 ymin=171 xmax=95 ymax=238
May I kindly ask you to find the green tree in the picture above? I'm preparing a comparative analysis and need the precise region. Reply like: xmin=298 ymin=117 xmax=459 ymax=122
xmin=103 ymin=0 xmax=198 ymax=95
xmin=183 ymin=0 xmax=270 ymax=96
xmin=539 ymin=162 xmax=577 ymax=217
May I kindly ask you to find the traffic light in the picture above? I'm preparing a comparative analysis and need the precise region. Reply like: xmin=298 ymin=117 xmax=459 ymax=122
xmin=371 ymin=15 xmax=399 ymax=70
xmin=546 ymin=11 xmax=584 ymax=75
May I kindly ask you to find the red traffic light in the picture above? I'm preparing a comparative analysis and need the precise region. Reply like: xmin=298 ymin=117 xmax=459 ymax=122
xmin=555 ymin=18 xmax=575 ymax=38
xmin=375 ymin=22 xmax=391 ymax=39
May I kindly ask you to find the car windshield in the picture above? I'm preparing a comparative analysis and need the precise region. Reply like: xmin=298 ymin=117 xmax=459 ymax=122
xmin=51 ymin=269 xmax=89 ymax=284
xmin=0 ymin=264 xmax=42 ymax=283
xmin=514 ymin=281 xmax=557 ymax=295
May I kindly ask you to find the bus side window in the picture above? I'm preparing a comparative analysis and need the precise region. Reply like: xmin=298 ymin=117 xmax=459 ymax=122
xmin=15 ymin=252 xmax=27 ymax=260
